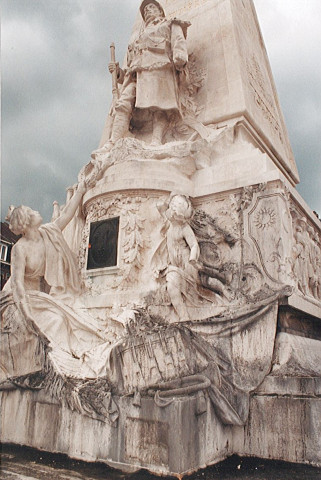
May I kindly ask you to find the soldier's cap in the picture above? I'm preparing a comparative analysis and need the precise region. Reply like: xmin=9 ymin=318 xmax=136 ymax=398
xmin=140 ymin=0 xmax=165 ymax=21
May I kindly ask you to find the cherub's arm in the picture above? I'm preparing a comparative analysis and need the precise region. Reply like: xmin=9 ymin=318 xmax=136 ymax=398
xmin=183 ymin=224 xmax=200 ymax=264
xmin=156 ymin=198 xmax=170 ymax=219
xmin=54 ymin=181 xmax=86 ymax=232
xmin=157 ymin=192 xmax=182 ymax=219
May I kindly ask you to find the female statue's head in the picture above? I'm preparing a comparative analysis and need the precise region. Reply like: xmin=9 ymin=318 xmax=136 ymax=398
xmin=6 ymin=205 xmax=43 ymax=235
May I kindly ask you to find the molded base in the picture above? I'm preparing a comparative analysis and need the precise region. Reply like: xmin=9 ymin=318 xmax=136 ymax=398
xmin=1 ymin=378 xmax=320 ymax=476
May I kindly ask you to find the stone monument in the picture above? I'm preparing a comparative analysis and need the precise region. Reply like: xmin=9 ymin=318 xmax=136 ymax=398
xmin=1 ymin=0 xmax=320 ymax=476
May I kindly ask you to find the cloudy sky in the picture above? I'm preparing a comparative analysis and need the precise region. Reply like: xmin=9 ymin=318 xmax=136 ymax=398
xmin=1 ymin=0 xmax=321 ymax=222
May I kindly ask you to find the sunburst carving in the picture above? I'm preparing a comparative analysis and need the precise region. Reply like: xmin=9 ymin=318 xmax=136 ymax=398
xmin=254 ymin=207 xmax=276 ymax=230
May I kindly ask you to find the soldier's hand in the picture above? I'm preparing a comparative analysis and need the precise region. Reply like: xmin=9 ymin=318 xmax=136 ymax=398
xmin=174 ymin=56 xmax=187 ymax=71
xmin=108 ymin=62 xmax=119 ymax=74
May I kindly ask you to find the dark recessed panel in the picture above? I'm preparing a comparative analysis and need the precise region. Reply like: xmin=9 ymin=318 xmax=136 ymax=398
xmin=87 ymin=217 xmax=119 ymax=270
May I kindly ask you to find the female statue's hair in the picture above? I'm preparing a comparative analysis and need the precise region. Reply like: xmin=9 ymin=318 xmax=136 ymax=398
xmin=6 ymin=205 xmax=34 ymax=235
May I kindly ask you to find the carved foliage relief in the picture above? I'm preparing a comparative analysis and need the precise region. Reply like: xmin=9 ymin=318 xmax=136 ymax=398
xmin=194 ymin=183 xmax=295 ymax=305
xmin=80 ymin=195 xmax=151 ymax=294
xmin=79 ymin=185 xmax=321 ymax=308
xmin=242 ymin=186 xmax=293 ymax=285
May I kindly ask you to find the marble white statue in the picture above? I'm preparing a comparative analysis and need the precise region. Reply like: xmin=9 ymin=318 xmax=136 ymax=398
xmin=2 ymin=182 xmax=109 ymax=359
xmin=155 ymin=194 xmax=200 ymax=320
xmin=1 ymin=0 xmax=321 ymax=475
xmin=92 ymin=0 xmax=190 ymax=158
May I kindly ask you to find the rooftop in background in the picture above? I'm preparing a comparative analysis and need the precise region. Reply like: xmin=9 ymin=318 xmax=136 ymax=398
xmin=1 ymin=221 xmax=20 ymax=289
xmin=1 ymin=221 xmax=21 ymax=244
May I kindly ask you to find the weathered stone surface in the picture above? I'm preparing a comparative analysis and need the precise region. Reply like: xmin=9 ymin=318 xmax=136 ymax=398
xmin=272 ymin=333 xmax=321 ymax=377
xmin=234 ymin=388 xmax=321 ymax=467
xmin=1 ymin=0 xmax=320 ymax=477
xmin=0 ymin=389 xmax=233 ymax=476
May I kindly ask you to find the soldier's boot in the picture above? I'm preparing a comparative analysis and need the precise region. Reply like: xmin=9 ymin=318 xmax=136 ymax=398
xmin=91 ymin=111 xmax=130 ymax=159
xmin=151 ymin=111 xmax=168 ymax=145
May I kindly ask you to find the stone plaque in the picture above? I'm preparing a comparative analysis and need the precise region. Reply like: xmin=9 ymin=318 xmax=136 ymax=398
xmin=87 ymin=217 xmax=119 ymax=270
xmin=125 ymin=417 xmax=169 ymax=466
xmin=246 ymin=192 xmax=292 ymax=283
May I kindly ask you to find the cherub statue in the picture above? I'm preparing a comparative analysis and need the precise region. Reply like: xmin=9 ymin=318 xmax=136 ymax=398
xmin=153 ymin=194 xmax=200 ymax=321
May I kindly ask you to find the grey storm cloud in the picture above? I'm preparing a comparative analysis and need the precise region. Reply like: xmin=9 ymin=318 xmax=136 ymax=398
xmin=1 ymin=0 xmax=321 ymax=222
xmin=2 ymin=0 xmax=138 ymax=221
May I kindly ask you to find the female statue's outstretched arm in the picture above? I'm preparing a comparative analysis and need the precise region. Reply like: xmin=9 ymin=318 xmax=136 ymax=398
xmin=54 ymin=181 xmax=87 ymax=232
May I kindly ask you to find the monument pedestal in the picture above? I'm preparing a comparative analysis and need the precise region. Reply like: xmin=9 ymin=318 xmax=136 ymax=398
xmin=0 ymin=389 xmax=233 ymax=477
xmin=1 ymin=0 xmax=320 ymax=476
xmin=235 ymin=375 xmax=321 ymax=467
xmin=2 ymin=373 xmax=321 ymax=475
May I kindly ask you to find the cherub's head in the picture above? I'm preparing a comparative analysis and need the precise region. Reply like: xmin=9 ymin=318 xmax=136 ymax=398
xmin=6 ymin=205 xmax=42 ymax=235
xmin=167 ymin=194 xmax=193 ymax=222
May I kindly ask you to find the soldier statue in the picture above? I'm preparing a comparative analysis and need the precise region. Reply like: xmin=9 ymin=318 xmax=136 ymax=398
xmin=93 ymin=0 xmax=190 ymax=157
